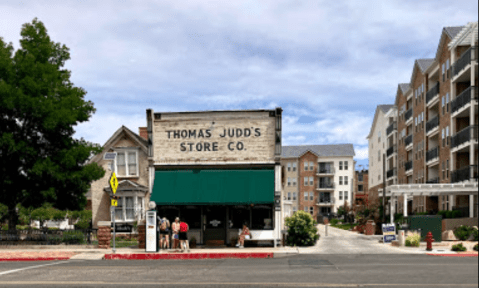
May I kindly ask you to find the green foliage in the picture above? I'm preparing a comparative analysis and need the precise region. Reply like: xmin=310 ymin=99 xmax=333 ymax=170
xmin=285 ymin=210 xmax=319 ymax=246
xmin=330 ymin=219 xmax=339 ymax=226
xmin=337 ymin=207 xmax=346 ymax=217
xmin=416 ymin=212 xmax=429 ymax=215
xmin=451 ymin=243 xmax=467 ymax=252
xmin=405 ymin=233 xmax=421 ymax=247
xmin=0 ymin=18 xmax=105 ymax=230
xmin=454 ymin=225 xmax=474 ymax=241
xmin=472 ymin=229 xmax=478 ymax=241
xmin=0 ymin=203 xmax=7 ymax=221
xmin=474 ymin=244 xmax=478 ymax=251
xmin=437 ymin=210 xmax=463 ymax=219
xmin=62 ymin=230 xmax=85 ymax=244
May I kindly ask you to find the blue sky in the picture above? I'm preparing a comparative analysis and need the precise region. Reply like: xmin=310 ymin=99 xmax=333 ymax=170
xmin=1 ymin=0 xmax=477 ymax=170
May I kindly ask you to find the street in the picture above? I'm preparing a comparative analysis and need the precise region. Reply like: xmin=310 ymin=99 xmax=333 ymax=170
xmin=0 ymin=254 xmax=477 ymax=287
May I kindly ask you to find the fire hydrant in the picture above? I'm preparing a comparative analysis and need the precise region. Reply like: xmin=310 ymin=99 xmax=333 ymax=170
xmin=425 ymin=232 xmax=435 ymax=251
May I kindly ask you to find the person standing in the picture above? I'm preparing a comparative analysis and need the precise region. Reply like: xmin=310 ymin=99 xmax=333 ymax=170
xmin=179 ymin=218 xmax=189 ymax=252
xmin=171 ymin=217 xmax=180 ymax=251
xmin=159 ymin=217 xmax=170 ymax=250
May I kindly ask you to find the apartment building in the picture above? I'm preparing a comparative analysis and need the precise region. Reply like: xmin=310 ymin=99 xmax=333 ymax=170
xmin=367 ymin=105 xmax=394 ymax=207
xmin=369 ymin=23 xmax=478 ymax=219
xmin=281 ymin=145 xmax=355 ymax=224
xmin=354 ymin=169 xmax=369 ymax=207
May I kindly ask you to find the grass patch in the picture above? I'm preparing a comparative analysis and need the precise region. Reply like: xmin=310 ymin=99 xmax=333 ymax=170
xmin=331 ymin=223 xmax=358 ymax=230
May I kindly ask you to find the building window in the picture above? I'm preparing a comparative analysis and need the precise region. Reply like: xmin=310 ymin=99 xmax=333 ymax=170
xmin=310 ymin=207 xmax=314 ymax=216
xmin=344 ymin=161 xmax=348 ymax=170
xmin=442 ymin=63 xmax=446 ymax=82
xmin=309 ymin=176 xmax=314 ymax=186
xmin=309 ymin=161 xmax=314 ymax=171
xmin=358 ymin=185 xmax=363 ymax=191
xmin=378 ymin=150 xmax=380 ymax=162
xmin=378 ymin=131 xmax=381 ymax=143
xmin=344 ymin=176 xmax=348 ymax=185
xmin=293 ymin=192 xmax=297 ymax=201
xmin=309 ymin=192 xmax=314 ymax=201
xmin=446 ymin=160 xmax=449 ymax=179
xmin=292 ymin=178 xmax=297 ymax=186
xmin=446 ymin=59 xmax=450 ymax=79
xmin=358 ymin=173 xmax=363 ymax=182
xmin=115 ymin=196 xmax=142 ymax=222
xmin=293 ymin=206 xmax=297 ymax=213
xmin=339 ymin=176 xmax=343 ymax=185
xmin=287 ymin=177 xmax=291 ymax=186
xmin=442 ymin=161 xmax=446 ymax=180
xmin=339 ymin=161 xmax=343 ymax=170
xmin=287 ymin=163 xmax=291 ymax=171
xmin=442 ymin=129 xmax=446 ymax=147
xmin=339 ymin=191 xmax=343 ymax=200
xmin=446 ymin=93 xmax=449 ymax=112
xmin=293 ymin=163 xmax=297 ymax=171
xmin=304 ymin=161 xmax=308 ymax=171
xmin=304 ymin=177 xmax=308 ymax=186
xmin=446 ymin=126 xmax=449 ymax=146
xmin=305 ymin=192 xmax=310 ymax=201
xmin=304 ymin=206 xmax=308 ymax=212
xmin=116 ymin=150 xmax=138 ymax=177
xmin=442 ymin=96 xmax=446 ymax=115
xmin=287 ymin=192 xmax=291 ymax=201
xmin=344 ymin=192 xmax=348 ymax=201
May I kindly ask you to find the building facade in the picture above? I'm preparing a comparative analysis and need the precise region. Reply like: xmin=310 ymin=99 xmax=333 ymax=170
xmin=354 ymin=169 xmax=369 ymax=207
xmin=280 ymin=145 xmax=355 ymax=224
xmin=368 ymin=23 xmax=478 ymax=218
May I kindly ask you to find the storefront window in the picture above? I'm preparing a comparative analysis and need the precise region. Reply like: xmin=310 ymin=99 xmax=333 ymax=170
xmin=252 ymin=205 xmax=272 ymax=230
xmin=180 ymin=206 xmax=201 ymax=229
xmin=229 ymin=207 xmax=250 ymax=229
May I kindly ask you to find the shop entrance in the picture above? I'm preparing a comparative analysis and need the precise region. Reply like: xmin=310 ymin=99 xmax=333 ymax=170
xmin=203 ymin=206 xmax=226 ymax=244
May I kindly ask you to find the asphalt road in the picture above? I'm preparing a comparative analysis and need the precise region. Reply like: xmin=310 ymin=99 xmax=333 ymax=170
xmin=0 ymin=254 xmax=477 ymax=288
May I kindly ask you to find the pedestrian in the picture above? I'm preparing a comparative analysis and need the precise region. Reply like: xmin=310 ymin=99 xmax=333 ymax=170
xmin=157 ymin=214 xmax=162 ymax=250
xmin=171 ymin=217 xmax=180 ymax=251
xmin=236 ymin=222 xmax=250 ymax=248
xmin=179 ymin=218 xmax=189 ymax=252
xmin=159 ymin=217 xmax=170 ymax=250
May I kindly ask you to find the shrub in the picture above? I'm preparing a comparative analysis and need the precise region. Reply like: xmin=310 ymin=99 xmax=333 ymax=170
xmin=472 ymin=229 xmax=478 ymax=241
xmin=474 ymin=244 xmax=478 ymax=251
xmin=330 ymin=219 xmax=339 ymax=226
xmin=285 ymin=210 xmax=319 ymax=246
xmin=454 ymin=225 xmax=474 ymax=241
xmin=405 ymin=233 xmax=421 ymax=247
xmin=62 ymin=230 xmax=85 ymax=244
xmin=451 ymin=243 xmax=467 ymax=252
xmin=437 ymin=210 xmax=463 ymax=219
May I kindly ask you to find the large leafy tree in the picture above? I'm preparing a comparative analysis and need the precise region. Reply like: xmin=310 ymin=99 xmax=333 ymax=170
xmin=0 ymin=19 xmax=105 ymax=229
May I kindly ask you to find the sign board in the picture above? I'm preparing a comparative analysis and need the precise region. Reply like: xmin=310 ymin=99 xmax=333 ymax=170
xmin=210 ymin=220 xmax=221 ymax=227
xmin=111 ymin=223 xmax=133 ymax=233
xmin=152 ymin=111 xmax=276 ymax=164
xmin=145 ymin=210 xmax=157 ymax=252
xmin=111 ymin=199 xmax=118 ymax=207
xmin=109 ymin=172 xmax=119 ymax=194
xmin=104 ymin=152 xmax=117 ymax=160
xmin=382 ymin=223 xmax=397 ymax=243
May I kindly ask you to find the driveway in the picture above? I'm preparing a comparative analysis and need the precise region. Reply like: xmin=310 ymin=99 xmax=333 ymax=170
xmin=297 ymin=224 xmax=422 ymax=254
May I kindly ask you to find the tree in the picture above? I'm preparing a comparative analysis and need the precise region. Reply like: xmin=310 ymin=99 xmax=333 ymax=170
xmin=284 ymin=210 xmax=319 ymax=246
xmin=0 ymin=19 xmax=105 ymax=230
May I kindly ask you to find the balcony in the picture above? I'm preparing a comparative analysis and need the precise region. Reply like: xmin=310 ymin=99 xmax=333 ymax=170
xmin=405 ymin=108 xmax=413 ymax=123
xmin=451 ymin=165 xmax=478 ymax=183
xmin=387 ymin=168 xmax=397 ymax=179
xmin=452 ymin=47 xmax=477 ymax=79
xmin=387 ymin=122 xmax=397 ymax=136
xmin=404 ymin=134 xmax=413 ymax=147
xmin=426 ymin=116 xmax=439 ymax=134
xmin=317 ymin=198 xmax=335 ymax=206
xmin=426 ymin=82 xmax=440 ymax=105
xmin=317 ymin=182 xmax=335 ymax=190
xmin=426 ymin=147 xmax=439 ymax=163
xmin=452 ymin=86 xmax=478 ymax=115
xmin=386 ymin=145 xmax=397 ymax=157
xmin=451 ymin=125 xmax=478 ymax=149
xmin=426 ymin=177 xmax=439 ymax=184
xmin=317 ymin=165 xmax=335 ymax=175
xmin=405 ymin=161 xmax=413 ymax=172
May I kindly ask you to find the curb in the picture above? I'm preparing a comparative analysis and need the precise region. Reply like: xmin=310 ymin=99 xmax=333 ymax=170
xmin=0 ymin=257 xmax=71 ymax=262
xmin=104 ymin=253 xmax=274 ymax=260
xmin=426 ymin=253 xmax=478 ymax=257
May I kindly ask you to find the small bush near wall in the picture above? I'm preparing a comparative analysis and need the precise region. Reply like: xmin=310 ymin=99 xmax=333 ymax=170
xmin=437 ymin=210 xmax=463 ymax=219
xmin=285 ymin=211 xmax=319 ymax=247
xmin=474 ymin=244 xmax=478 ymax=251
xmin=454 ymin=226 xmax=474 ymax=241
xmin=330 ymin=219 xmax=339 ymax=226
xmin=472 ymin=229 xmax=478 ymax=241
xmin=451 ymin=243 xmax=467 ymax=252
xmin=405 ymin=233 xmax=420 ymax=247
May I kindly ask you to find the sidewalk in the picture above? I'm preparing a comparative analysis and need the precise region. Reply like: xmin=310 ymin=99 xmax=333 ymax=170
xmin=0 ymin=246 xmax=299 ymax=261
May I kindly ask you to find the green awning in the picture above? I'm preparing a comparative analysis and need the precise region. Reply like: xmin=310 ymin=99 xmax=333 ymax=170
xmin=151 ymin=169 xmax=274 ymax=205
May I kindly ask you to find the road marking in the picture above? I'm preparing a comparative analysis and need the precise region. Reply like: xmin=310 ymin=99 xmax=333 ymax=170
xmin=0 ymin=261 xmax=72 ymax=276
xmin=0 ymin=282 xmax=477 ymax=287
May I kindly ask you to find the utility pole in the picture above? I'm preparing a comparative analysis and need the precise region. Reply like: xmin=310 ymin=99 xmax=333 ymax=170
xmin=382 ymin=153 xmax=386 ymax=223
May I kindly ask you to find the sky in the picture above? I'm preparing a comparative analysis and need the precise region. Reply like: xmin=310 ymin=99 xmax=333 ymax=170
xmin=1 ymin=0 xmax=477 ymax=170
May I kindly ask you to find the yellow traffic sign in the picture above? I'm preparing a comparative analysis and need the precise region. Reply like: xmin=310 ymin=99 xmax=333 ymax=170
xmin=109 ymin=172 xmax=118 ymax=194
xmin=111 ymin=199 xmax=118 ymax=207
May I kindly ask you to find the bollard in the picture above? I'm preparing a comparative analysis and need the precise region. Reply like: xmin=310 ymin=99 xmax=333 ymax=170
xmin=325 ymin=224 xmax=328 ymax=236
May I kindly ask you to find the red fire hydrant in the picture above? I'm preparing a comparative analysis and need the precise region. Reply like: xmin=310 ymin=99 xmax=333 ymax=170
xmin=425 ymin=232 xmax=435 ymax=251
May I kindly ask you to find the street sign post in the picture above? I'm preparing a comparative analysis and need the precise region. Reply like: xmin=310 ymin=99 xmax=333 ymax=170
xmin=109 ymin=172 xmax=119 ymax=253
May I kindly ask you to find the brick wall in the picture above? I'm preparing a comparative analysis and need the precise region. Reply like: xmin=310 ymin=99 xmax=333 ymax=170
xmin=397 ymin=88 xmax=408 ymax=185
xmin=298 ymin=152 xmax=318 ymax=217
xmin=368 ymin=183 xmax=383 ymax=208
xmin=139 ymin=127 xmax=148 ymax=140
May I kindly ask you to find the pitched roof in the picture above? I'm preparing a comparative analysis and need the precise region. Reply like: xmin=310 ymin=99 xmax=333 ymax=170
xmin=399 ymin=83 xmax=410 ymax=94
xmin=378 ymin=105 xmax=394 ymax=113
xmin=449 ymin=22 xmax=478 ymax=48
xmin=444 ymin=26 xmax=465 ymax=39
xmin=416 ymin=59 xmax=435 ymax=72
xmin=281 ymin=144 xmax=355 ymax=158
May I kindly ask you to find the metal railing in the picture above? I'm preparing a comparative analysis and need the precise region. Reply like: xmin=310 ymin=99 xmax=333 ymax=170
xmin=405 ymin=108 xmax=413 ymax=122
xmin=405 ymin=161 xmax=413 ymax=172
xmin=317 ymin=165 xmax=335 ymax=174
xmin=452 ymin=86 xmax=478 ymax=114
xmin=426 ymin=177 xmax=439 ymax=184
xmin=452 ymin=47 xmax=476 ymax=78
xmin=387 ymin=122 xmax=397 ymax=136
xmin=317 ymin=198 xmax=335 ymax=205
xmin=426 ymin=116 xmax=439 ymax=133
xmin=426 ymin=147 xmax=439 ymax=163
xmin=426 ymin=82 xmax=440 ymax=104
xmin=404 ymin=134 xmax=413 ymax=147
xmin=387 ymin=168 xmax=397 ymax=179
xmin=451 ymin=125 xmax=478 ymax=149
xmin=387 ymin=145 xmax=397 ymax=157
xmin=452 ymin=165 xmax=478 ymax=183
xmin=318 ymin=182 xmax=335 ymax=189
